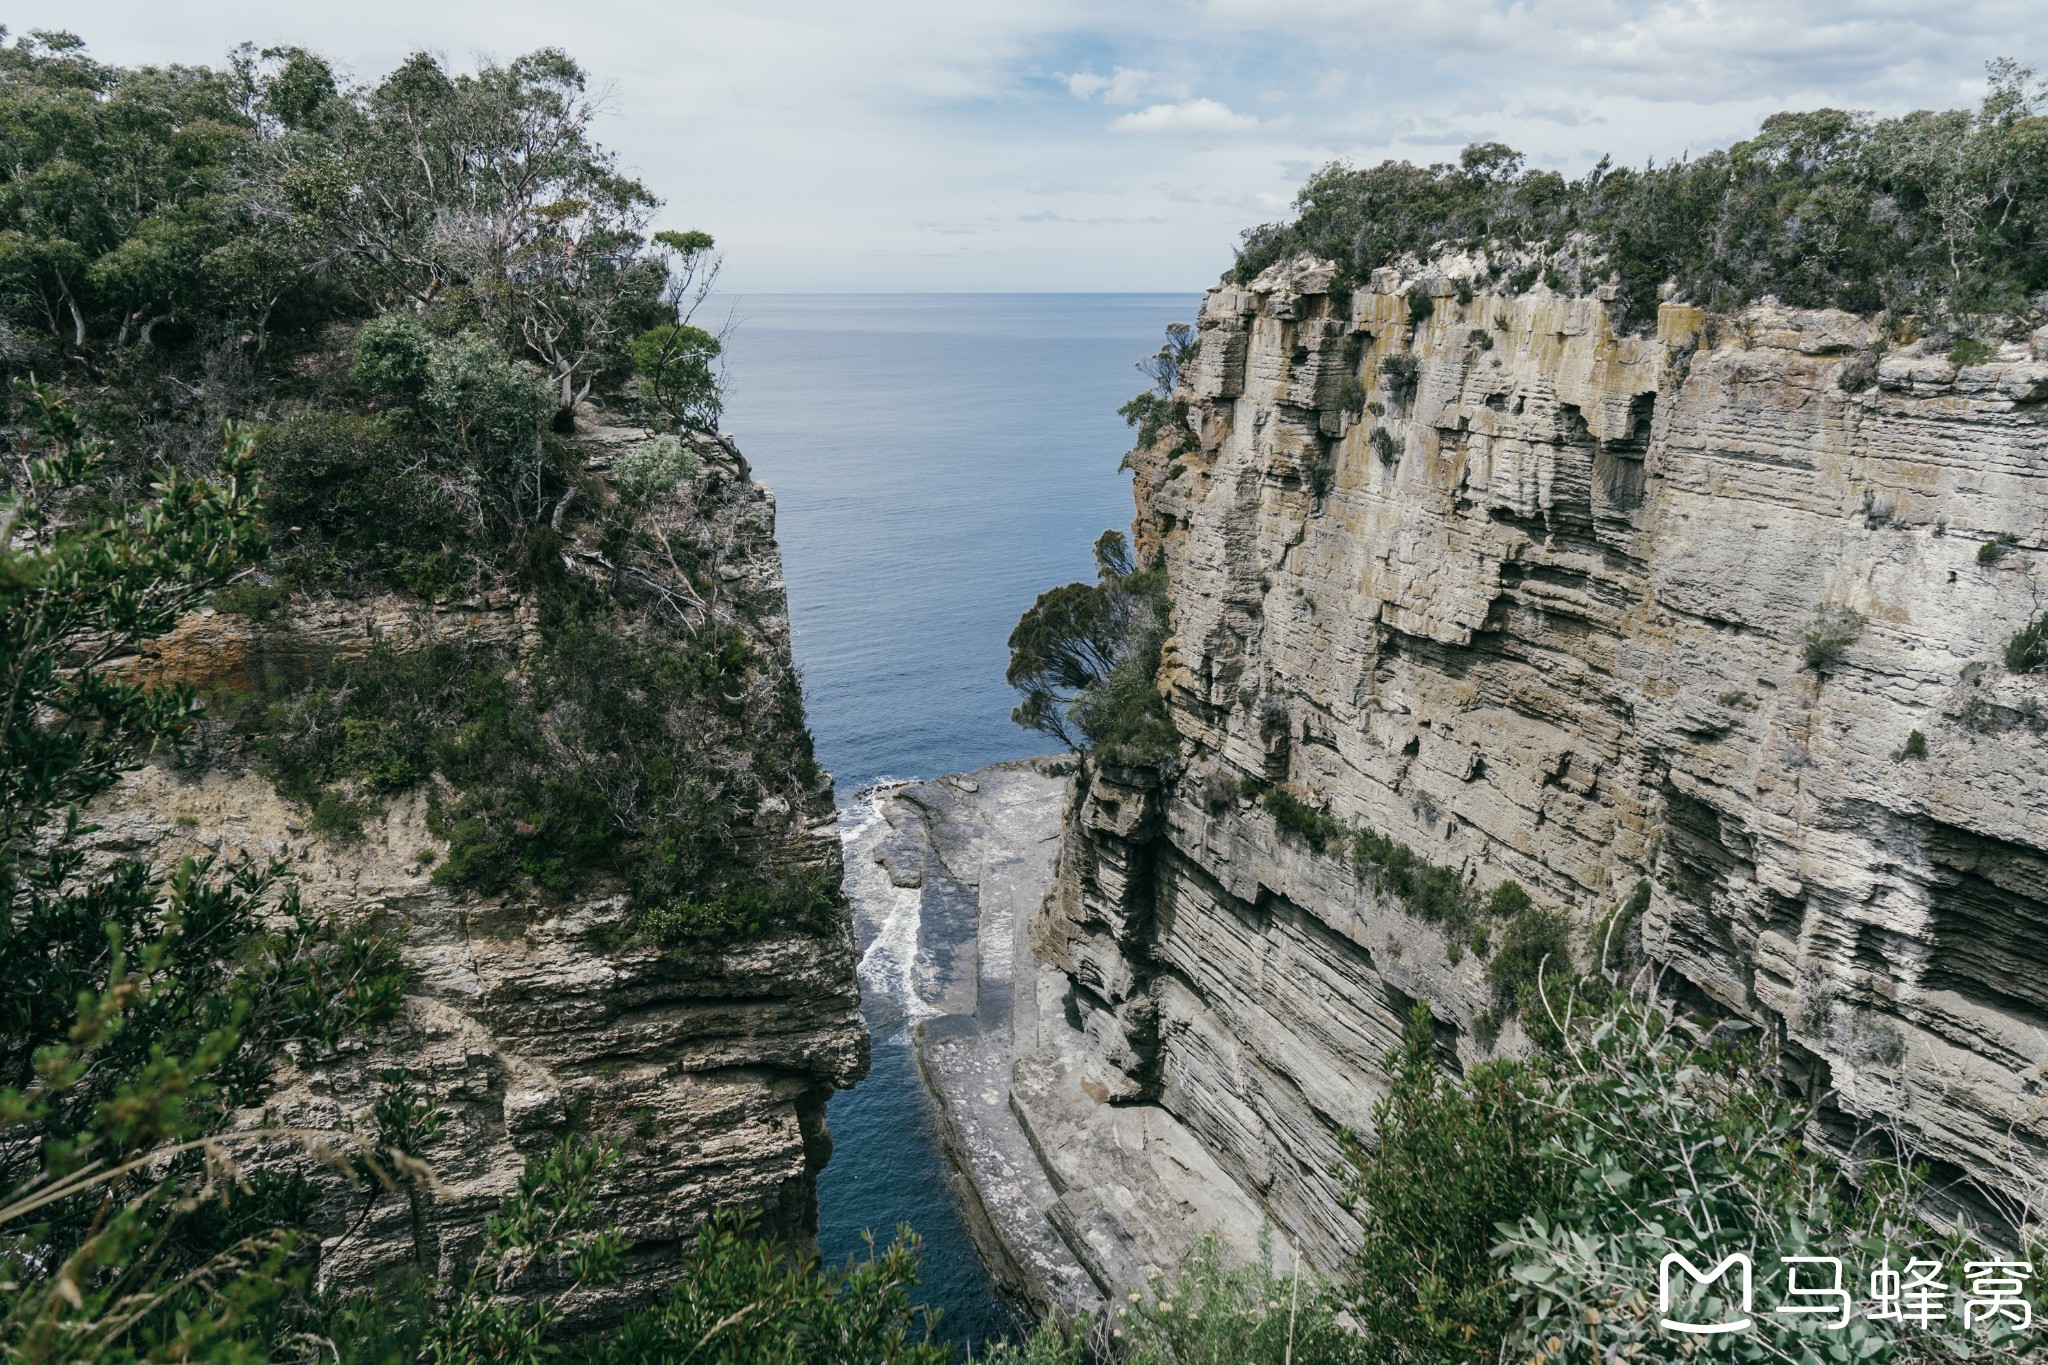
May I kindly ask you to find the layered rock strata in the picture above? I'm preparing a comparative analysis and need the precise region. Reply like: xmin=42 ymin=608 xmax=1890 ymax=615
xmin=1034 ymin=256 xmax=2048 ymax=1273
xmin=90 ymin=421 xmax=866 ymax=1313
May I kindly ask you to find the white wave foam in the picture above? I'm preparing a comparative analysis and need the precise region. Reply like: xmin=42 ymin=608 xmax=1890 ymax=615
xmin=838 ymin=788 xmax=939 ymax=1021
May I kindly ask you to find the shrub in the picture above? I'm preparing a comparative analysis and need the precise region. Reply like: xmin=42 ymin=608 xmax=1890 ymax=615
xmin=1799 ymin=602 xmax=1866 ymax=672
xmin=1354 ymin=826 xmax=1477 ymax=930
xmin=2008 ymin=612 xmax=2048 ymax=673
xmin=1010 ymin=532 xmax=1178 ymax=768
xmin=614 ymin=433 xmax=701 ymax=504
xmin=1231 ymin=65 xmax=2048 ymax=329
xmin=259 ymin=412 xmax=471 ymax=595
xmin=577 ymin=1208 xmax=952 ymax=1365
xmin=214 ymin=581 xmax=290 ymax=620
xmin=1980 ymin=531 xmax=2019 ymax=564
xmin=1949 ymin=336 xmax=1995 ymax=366
xmin=1346 ymin=990 xmax=2039 ymax=1364
xmin=1405 ymin=283 xmax=1435 ymax=324
xmin=1901 ymin=727 xmax=1929 ymax=759
xmin=352 ymin=311 xmax=435 ymax=404
xmin=1379 ymin=352 xmax=1419 ymax=402
xmin=632 ymin=322 xmax=722 ymax=431
xmin=1346 ymin=1003 xmax=1558 ymax=1359
xmin=1369 ymin=426 xmax=1399 ymax=465
xmin=1491 ymin=1001 xmax=2031 ymax=1363
xmin=1264 ymin=788 xmax=1348 ymax=851
xmin=1485 ymin=902 xmax=1576 ymax=1045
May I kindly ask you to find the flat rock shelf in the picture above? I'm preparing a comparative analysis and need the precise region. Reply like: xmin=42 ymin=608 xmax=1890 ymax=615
xmin=847 ymin=758 xmax=1287 ymax=1319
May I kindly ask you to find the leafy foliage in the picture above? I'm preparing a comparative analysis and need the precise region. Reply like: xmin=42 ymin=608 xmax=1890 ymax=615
xmin=1263 ymin=788 xmax=1348 ymax=851
xmin=1346 ymin=992 xmax=2045 ymax=1363
xmin=1008 ymin=530 xmax=1177 ymax=768
xmin=1236 ymin=63 xmax=2048 ymax=328
xmin=2007 ymin=611 xmax=2048 ymax=674
xmin=1346 ymin=1003 xmax=1560 ymax=1359
xmin=0 ymin=381 xmax=406 ymax=1357
xmin=577 ymin=1210 xmax=951 ymax=1365
xmin=992 ymin=1232 xmax=1362 ymax=1365
xmin=1802 ymin=602 xmax=1868 ymax=672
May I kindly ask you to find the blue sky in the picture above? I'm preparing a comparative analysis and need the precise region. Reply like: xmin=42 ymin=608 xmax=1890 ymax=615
xmin=26 ymin=1 xmax=2043 ymax=292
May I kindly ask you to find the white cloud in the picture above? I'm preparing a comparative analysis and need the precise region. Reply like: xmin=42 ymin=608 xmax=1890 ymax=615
xmin=1061 ymin=68 xmax=1114 ymax=100
xmin=1058 ymin=64 xmax=1183 ymax=104
xmin=1111 ymin=98 xmax=1267 ymax=135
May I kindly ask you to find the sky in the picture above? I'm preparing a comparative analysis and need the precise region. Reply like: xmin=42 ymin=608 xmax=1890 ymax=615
xmin=22 ymin=1 xmax=2043 ymax=292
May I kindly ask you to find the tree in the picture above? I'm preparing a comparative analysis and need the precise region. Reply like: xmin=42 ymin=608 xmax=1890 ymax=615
xmin=1007 ymin=530 xmax=1175 ymax=766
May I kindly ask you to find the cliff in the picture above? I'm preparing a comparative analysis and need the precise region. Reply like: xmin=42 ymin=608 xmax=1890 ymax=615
xmin=1032 ymin=256 xmax=2048 ymax=1272
xmin=88 ymin=419 xmax=866 ymax=1310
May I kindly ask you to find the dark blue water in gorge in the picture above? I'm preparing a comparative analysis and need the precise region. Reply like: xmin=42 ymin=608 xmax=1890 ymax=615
xmin=718 ymin=293 xmax=1198 ymax=1349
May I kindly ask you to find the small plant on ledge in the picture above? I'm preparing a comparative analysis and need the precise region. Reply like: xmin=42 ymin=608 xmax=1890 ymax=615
xmin=1800 ymin=603 xmax=1866 ymax=672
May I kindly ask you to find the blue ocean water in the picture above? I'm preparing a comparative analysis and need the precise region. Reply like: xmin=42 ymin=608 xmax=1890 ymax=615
xmin=718 ymin=293 xmax=1198 ymax=1348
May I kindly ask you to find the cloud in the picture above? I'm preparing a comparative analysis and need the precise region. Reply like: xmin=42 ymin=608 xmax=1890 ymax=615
xmin=1018 ymin=209 xmax=1170 ymax=224
xmin=1058 ymin=64 xmax=1183 ymax=104
xmin=1111 ymin=98 xmax=1267 ymax=136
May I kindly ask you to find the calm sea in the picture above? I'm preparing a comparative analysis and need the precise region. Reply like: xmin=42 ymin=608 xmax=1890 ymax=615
xmin=718 ymin=293 xmax=1198 ymax=1348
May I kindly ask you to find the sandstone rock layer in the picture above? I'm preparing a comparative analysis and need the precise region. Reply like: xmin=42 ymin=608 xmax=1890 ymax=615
xmin=1035 ymin=258 xmax=2048 ymax=1272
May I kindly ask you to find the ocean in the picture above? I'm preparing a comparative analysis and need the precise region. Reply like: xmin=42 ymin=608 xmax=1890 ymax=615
xmin=718 ymin=293 xmax=1200 ymax=1348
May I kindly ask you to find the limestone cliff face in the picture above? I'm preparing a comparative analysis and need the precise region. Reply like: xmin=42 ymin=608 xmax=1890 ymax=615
xmin=1036 ymin=255 xmax=2048 ymax=1271
xmin=91 ymin=421 xmax=865 ymax=1312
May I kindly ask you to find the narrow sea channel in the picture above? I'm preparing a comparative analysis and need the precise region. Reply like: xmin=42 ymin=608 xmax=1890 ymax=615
xmin=718 ymin=293 xmax=1198 ymax=1348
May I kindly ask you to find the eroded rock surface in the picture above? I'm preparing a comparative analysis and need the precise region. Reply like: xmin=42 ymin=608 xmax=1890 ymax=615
xmin=1036 ymin=258 xmax=2048 ymax=1272
xmin=92 ymin=424 xmax=866 ymax=1314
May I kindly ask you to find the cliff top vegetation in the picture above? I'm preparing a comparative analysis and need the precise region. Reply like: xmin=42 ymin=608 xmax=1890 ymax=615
xmin=1234 ymin=58 xmax=2048 ymax=333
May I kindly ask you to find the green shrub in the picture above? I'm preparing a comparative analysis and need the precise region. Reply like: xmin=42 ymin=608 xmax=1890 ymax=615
xmin=213 ymin=581 xmax=290 ymax=620
xmin=2007 ymin=612 xmax=2048 ymax=673
xmin=1263 ymin=788 xmax=1347 ymax=851
xmin=1901 ymin=727 xmax=1929 ymax=759
xmin=352 ymin=311 xmax=435 ymax=404
xmin=1346 ymin=1003 xmax=1558 ymax=1359
xmin=1354 ymin=826 xmax=1473 ymax=929
xmin=1799 ymin=602 xmax=1866 ymax=672
xmin=1485 ymin=902 xmax=1576 ymax=1045
xmin=1484 ymin=879 xmax=1532 ymax=918
xmin=614 ymin=433 xmax=700 ymax=504
xmin=578 ymin=1208 xmax=950 ymax=1365
xmin=631 ymin=869 xmax=838 ymax=947
xmin=1980 ymin=531 xmax=2019 ymax=564
xmin=1491 ymin=1001 xmax=2029 ymax=1363
xmin=1949 ymin=336 xmax=1995 ymax=366
xmin=1099 ymin=1232 xmax=1362 ymax=1365
xmin=632 ymin=322 xmax=722 ymax=432
xmin=1010 ymin=533 xmax=1178 ymax=768
xmin=1379 ymin=352 xmax=1419 ymax=402
xmin=1405 ymin=283 xmax=1434 ymax=324
xmin=1369 ymin=426 xmax=1399 ymax=466
xmin=1344 ymin=990 xmax=2037 ymax=1364
xmin=259 ymin=412 xmax=472 ymax=595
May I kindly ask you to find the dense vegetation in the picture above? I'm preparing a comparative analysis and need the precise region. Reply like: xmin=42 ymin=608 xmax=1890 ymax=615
xmin=1007 ymin=529 xmax=1178 ymax=770
xmin=1235 ymin=60 xmax=2048 ymax=332
xmin=0 ymin=25 xmax=826 ymax=945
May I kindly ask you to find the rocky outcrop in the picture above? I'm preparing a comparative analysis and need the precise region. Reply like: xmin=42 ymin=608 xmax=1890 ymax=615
xmin=1034 ymin=256 xmax=2048 ymax=1273
xmin=91 ymin=421 xmax=866 ymax=1313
